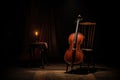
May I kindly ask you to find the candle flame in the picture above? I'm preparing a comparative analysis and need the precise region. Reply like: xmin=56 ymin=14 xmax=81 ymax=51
xmin=35 ymin=31 xmax=38 ymax=36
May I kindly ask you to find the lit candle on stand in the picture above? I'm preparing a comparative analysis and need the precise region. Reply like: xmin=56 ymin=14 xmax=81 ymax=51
xmin=35 ymin=31 xmax=39 ymax=42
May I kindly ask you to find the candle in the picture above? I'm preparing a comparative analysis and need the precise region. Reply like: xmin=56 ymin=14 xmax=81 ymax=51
xmin=35 ymin=31 xmax=38 ymax=36
xmin=34 ymin=31 xmax=39 ymax=42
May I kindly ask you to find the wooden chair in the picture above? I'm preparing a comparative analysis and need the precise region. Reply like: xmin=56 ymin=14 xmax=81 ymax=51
xmin=79 ymin=22 xmax=96 ymax=71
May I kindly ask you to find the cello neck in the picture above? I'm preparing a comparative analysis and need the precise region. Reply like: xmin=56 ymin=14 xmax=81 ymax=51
xmin=73 ymin=14 xmax=83 ymax=49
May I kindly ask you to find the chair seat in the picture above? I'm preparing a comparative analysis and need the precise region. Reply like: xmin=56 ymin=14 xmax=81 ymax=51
xmin=82 ymin=48 xmax=93 ymax=51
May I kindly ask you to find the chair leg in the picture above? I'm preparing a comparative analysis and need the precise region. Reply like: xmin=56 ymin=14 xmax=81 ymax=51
xmin=71 ymin=64 xmax=74 ymax=71
xmin=66 ymin=64 xmax=69 ymax=72
xmin=79 ymin=63 xmax=82 ymax=68
xmin=87 ymin=63 xmax=90 ymax=72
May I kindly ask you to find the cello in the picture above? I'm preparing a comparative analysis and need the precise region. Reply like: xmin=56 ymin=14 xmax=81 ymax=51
xmin=64 ymin=14 xmax=84 ymax=71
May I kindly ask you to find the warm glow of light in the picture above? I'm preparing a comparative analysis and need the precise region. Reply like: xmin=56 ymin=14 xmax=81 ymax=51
xmin=35 ymin=31 xmax=38 ymax=36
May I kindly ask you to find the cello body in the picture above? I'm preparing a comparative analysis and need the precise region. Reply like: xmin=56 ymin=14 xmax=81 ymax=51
xmin=64 ymin=33 xmax=84 ymax=64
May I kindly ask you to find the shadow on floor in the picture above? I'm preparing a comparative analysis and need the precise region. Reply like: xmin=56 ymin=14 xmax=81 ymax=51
xmin=65 ymin=67 xmax=109 ymax=75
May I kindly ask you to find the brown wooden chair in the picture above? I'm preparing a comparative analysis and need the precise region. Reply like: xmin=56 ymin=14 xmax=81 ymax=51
xmin=79 ymin=22 xmax=96 ymax=71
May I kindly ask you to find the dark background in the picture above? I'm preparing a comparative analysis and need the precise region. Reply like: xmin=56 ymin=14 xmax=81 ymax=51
xmin=1 ymin=0 xmax=118 ymax=68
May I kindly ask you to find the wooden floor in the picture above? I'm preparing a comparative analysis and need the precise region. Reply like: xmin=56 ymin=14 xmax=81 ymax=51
xmin=2 ymin=63 xmax=120 ymax=80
